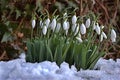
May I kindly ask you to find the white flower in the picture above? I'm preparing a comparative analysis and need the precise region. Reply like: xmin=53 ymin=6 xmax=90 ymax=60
xmin=42 ymin=25 xmax=47 ymax=35
xmin=111 ymin=29 xmax=116 ymax=42
xmin=67 ymin=21 xmax=70 ymax=30
xmin=45 ymin=18 xmax=50 ymax=28
xmin=100 ymin=34 xmax=103 ymax=42
xmin=32 ymin=19 xmax=36 ymax=29
xmin=80 ymin=23 xmax=86 ymax=35
xmin=102 ymin=31 xmax=107 ymax=39
xmin=63 ymin=20 xmax=68 ymax=30
xmin=95 ymin=23 xmax=101 ymax=35
xmin=56 ymin=23 xmax=61 ymax=33
xmin=85 ymin=18 xmax=91 ymax=28
xmin=93 ymin=21 xmax=96 ymax=30
xmin=40 ymin=20 xmax=43 ymax=28
xmin=51 ymin=18 xmax=57 ymax=32
xmin=101 ymin=25 xmax=104 ymax=29
xmin=72 ymin=24 xmax=77 ymax=32
xmin=63 ymin=12 xmax=67 ymax=17
xmin=76 ymin=37 xmax=83 ymax=43
xmin=74 ymin=24 xmax=79 ymax=36
xmin=78 ymin=33 xmax=81 ymax=38
xmin=72 ymin=15 xmax=77 ymax=24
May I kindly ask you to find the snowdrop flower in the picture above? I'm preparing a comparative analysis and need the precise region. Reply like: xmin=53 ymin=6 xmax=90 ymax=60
xmin=101 ymin=25 xmax=104 ymax=29
xmin=72 ymin=24 xmax=77 ymax=32
xmin=72 ymin=15 xmax=77 ymax=24
xmin=32 ymin=19 xmax=36 ymax=29
xmin=67 ymin=21 xmax=70 ymax=30
xmin=111 ymin=29 xmax=116 ymax=42
xmin=80 ymin=23 xmax=86 ymax=35
xmin=56 ymin=23 xmax=61 ymax=33
xmin=85 ymin=18 xmax=91 ymax=28
xmin=102 ymin=31 xmax=107 ymax=39
xmin=74 ymin=24 xmax=79 ymax=36
xmin=63 ymin=12 xmax=67 ymax=17
xmin=78 ymin=32 xmax=82 ymax=38
xmin=39 ymin=20 xmax=43 ymax=28
xmin=45 ymin=18 xmax=50 ymax=28
xmin=51 ymin=18 xmax=57 ymax=32
xmin=76 ymin=37 xmax=83 ymax=43
xmin=100 ymin=34 xmax=103 ymax=42
xmin=42 ymin=25 xmax=47 ymax=35
xmin=63 ymin=20 xmax=68 ymax=31
xmin=95 ymin=23 xmax=101 ymax=35
xmin=93 ymin=21 xmax=96 ymax=30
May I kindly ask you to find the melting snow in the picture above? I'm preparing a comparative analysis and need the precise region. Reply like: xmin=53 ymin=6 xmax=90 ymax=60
xmin=0 ymin=54 xmax=120 ymax=80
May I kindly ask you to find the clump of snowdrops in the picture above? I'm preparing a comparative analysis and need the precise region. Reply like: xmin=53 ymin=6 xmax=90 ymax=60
xmin=26 ymin=11 xmax=117 ymax=70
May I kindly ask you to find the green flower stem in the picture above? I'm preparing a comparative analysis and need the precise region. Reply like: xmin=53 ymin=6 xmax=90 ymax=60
xmin=31 ymin=28 xmax=33 ymax=40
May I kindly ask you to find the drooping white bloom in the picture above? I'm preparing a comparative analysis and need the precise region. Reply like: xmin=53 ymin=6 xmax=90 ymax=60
xmin=95 ymin=23 xmax=101 ymax=35
xmin=74 ymin=24 xmax=79 ymax=36
xmin=72 ymin=24 xmax=77 ymax=32
xmin=45 ymin=18 xmax=50 ymax=28
xmin=63 ymin=20 xmax=68 ymax=30
xmin=100 ymin=34 xmax=103 ymax=42
xmin=102 ymin=31 xmax=107 ymax=39
xmin=101 ymin=25 xmax=104 ymax=29
xmin=67 ymin=21 xmax=70 ymax=30
xmin=80 ymin=23 xmax=86 ymax=35
xmin=32 ymin=19 xmax=36 ymax=29
xmin=56 ymin=23 xmax=61 ymax=33
xmin=85 ymin=18 xmax=91 ymax=28
xmin=93 ymin=21 xmax=96 ymax=30
xmin=51 ymin=18 xmax=57 ymax=32
xmin=40 ymin=20 xmax=43 ymax=28
xmin=42 ymin=25 xmax=47 ymax=35
xmin=72 ymin=15 xmax=77 ymax=24
xmin=111 ymin=29 xmax=116 ymax=42
xmin=76 ymin=37 xmax=83 ymax=43
xmin=63 ymin=12 xmax=67 ymax=17
xmin=78 ymin=32 xmax=81 ymax=38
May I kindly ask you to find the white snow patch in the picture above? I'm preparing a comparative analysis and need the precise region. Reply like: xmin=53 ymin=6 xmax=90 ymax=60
xmin=0 ymin=57 xmax=120 ymax=80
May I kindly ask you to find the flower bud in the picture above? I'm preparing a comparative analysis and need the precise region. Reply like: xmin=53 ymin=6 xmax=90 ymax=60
xmin=32 ymin=19 xmax=36 ymax=29
xmin=76 ymin=37 xmax=83 ymax=43
xmin=101 ymin=25 xmax=104 ymax=29
xmin=111 ymin=29 xmax=116 ymax=42
xmin=42 ymin=25 xmax=47 ymax=35
xmin=95 ymin=23 xmax=101 ymax=35
xmin=63 ymin=20 xmax=68 ymax=30
xmin=80 ymin=23 xmax=86 ymax=35
xmin=40 ymin=20 xmax=43 ymax=28
xmin=51 ymin=18 xmax=57 ymax=32
xmin=56 ymin=23 xmax=61 ymax=33
xmin=102 ymin=31 xmax=107 ymax=39
xmin=72 ymin=15 xmax=77 ymax=24
xmin=45 ymin=18 xmax=50 ymax=28
xmin=85 ymin=18 xmax=91 ymax=28
xmin=67 ymin=21 xmax=70 ymax=30
xmin=100 ymin=34 xmax=103 ymax=42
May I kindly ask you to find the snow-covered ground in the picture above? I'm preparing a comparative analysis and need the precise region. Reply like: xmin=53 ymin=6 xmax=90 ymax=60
xmin=0 ymin=53 xmax=120 ymax=80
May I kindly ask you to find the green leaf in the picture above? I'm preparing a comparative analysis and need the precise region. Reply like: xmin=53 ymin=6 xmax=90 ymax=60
xmin=1 ymin=32 xmax=13 ymax=43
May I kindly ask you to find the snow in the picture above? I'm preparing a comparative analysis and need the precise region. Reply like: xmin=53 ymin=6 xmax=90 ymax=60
xmin=0 ymin=53 xmax=120 ymax=80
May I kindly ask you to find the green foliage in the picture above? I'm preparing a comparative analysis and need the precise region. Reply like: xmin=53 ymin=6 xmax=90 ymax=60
xmin=26 ymin=35 xmax=104 ymax=70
